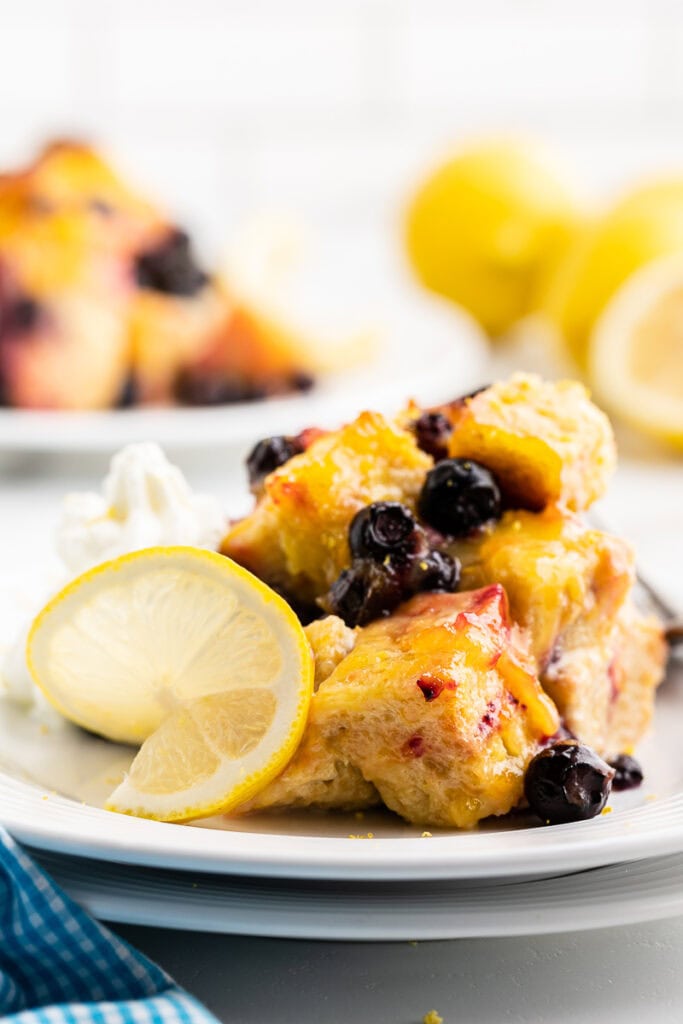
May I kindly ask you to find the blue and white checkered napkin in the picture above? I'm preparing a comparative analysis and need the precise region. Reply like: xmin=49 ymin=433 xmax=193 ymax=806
xmin=0 ymin=827 xmax=218 ymax=1024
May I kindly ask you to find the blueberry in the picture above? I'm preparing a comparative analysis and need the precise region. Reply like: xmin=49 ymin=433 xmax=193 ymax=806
xmin=413 ymin=411 xmax=453 ymax=461
xmin=246 ymin=435 xmax=305 ymax=490
xmin=116 ymin=375 xmax=139 ymax=409
xmin=272 ymin=586 xmax=322 ymax=627
xmin=524 ymin=741 xmax=614 ymax=825
xmin=325 ymin=559 xmax=403 ymax=627
xmin=348 ymin=503 xmax=419 ymax=561
xmin=1 ymin=297 xmax=43 ymax=336
xmin=88 ymin=197 xmax=115 ymax=216
xmin=290 ymin=371 xmax=315 ymax=393
xmin=135 ymin=229 xmax=209 ymax=297
xmin=409 ymin=548 xmax=461 ymax=593
xmin=417 ymin=458 xmax=501 ymax=536
xmin=609 ymin=754 xmax=644 ymax=792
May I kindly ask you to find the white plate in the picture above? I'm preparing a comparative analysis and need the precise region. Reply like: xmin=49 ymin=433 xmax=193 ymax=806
xmin=1 ymin=662 xmax=681 ymax=882
xmin=0 ymin=292 xmax=486 ymax=454
xmin=30 ymin=844 xmax=683 ymax=939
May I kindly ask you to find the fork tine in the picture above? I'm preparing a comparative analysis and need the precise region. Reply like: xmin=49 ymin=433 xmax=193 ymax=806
xmin=665 ymin=622 xmax=683 ymax=647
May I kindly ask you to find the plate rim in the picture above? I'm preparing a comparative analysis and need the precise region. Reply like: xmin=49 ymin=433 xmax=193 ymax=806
xmin=32 ymin=845 xmax=683 ymax=939
xmin=4 ymin=771 xmax=683 ymax=881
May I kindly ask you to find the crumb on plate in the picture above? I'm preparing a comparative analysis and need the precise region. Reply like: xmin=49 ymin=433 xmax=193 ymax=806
xmin=423 ymin=1010 xmax=444 ymax=1024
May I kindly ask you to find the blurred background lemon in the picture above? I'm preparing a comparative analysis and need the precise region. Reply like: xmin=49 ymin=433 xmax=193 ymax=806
xmin=405 ymin=139 xmax=584 ymax=338
xmin=544 ymin=180 xmax=683 ymax=370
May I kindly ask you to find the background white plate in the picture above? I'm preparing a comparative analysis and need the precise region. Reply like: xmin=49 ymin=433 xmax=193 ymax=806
xmin=30 ymin=844 xmax=683 ymax=940
xmin=1 ymin=660 xmax=681 ymax=882
xmin=0 ymin=289 xmax=486 ymax=454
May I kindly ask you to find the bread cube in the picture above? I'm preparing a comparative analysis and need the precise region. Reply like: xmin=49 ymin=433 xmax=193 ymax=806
xmin=222 ymin=411 xmax=432 ymax=604
xmin=245 ymin=587 xmax=559 ymax=828
xmin=448 ymin=373 xmax=616 ymax=511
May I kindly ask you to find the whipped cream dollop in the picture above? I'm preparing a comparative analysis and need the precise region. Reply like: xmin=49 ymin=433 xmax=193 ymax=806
xmin=56 ymin=442 xmax=227 ymax=576
xmin=1 ymin=443 xmax=226 ymax=711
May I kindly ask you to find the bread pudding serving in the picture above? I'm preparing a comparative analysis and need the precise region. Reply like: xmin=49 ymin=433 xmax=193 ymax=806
xmin=10 ymin=372 xmax=666 ymax=829
xmin=0 ymin=141 xmax=313 ymax=409
xmin=223 ymin=373 xmax=666 ymax=828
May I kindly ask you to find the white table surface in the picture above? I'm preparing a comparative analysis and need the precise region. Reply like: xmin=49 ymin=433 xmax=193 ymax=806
xmin=112 ymin=918 xmax=683 ymax=1024
xmin=1 ymin=442 xmax=682 ymax=1024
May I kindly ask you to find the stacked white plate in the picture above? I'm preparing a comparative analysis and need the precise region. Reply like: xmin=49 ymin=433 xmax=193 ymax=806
xmin=1 ymin=658 xmax=682 ymax=941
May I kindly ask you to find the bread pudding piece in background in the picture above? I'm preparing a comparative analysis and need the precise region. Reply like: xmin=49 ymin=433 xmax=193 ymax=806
xmin=127 ymin=284 xmax=226 ymax=405
xmin=446 ymin=373 xmax=617 ymax=511
xmin=223 ymin=410 xmax=433 ymax=604
xmin=170 ymin=297 xmax=316 ymax=406
xmin=0 ymin=141 xmax=204 ymax=409
xmin=0 ymin=247 xmax=131 ymax=409
xmin=243 ymin=587 xmax=559 ymax=828
xmin=0 ymin=140 xmax=166 ymax=257
xmin=0 ymin=140 xmax=315 ymax=409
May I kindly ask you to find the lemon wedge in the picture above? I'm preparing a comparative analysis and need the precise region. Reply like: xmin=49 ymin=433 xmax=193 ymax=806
xmin=545 ymin=179 xmax=683 ymax=369
xmin=27 ymin=547 xmax=313 ymax=821
xmin=590 ymin=254 xmax=683 ymax=450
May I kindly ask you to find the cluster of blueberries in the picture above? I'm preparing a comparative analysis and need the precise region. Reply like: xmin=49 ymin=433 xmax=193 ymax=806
xmin=247 ymin=409 xmax=503 ymax=629
xmin=327 ymin=411 xmax=503 ymax=627
xmin=245 ymin=410 xmax=644 ymax=826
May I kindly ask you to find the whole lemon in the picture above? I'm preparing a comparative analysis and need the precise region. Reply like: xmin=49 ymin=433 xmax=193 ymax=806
xmin=405 ymin=140 xmax=583 ymax=337
xmin=545 ymin=179 xmax=683 ymax=369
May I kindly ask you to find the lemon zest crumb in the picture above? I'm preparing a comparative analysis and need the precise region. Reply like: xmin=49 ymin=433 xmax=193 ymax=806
xmin=423 ymin=1011 xmax=444 ymax=1024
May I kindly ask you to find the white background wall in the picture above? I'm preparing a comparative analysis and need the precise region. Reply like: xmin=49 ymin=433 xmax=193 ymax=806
xmin=2 ymin=0 xmax=683 ymax=253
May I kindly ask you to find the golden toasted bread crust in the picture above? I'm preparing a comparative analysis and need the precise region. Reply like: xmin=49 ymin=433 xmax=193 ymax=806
xmin=450 ymin=506 xmax=666 ymax=755
xmin=448 ymin=373 xmax=616 ymax=511
xmin=222 ymin=411 xmax=432 ymax=603
xmin=245 ymin=588 xmax=559 ymax=828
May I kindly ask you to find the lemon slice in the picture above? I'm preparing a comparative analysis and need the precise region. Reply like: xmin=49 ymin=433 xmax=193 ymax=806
xmin=27 ymin=547 xmax=313 ymax=821
xmin=590 ymin=254 xmax=683 ymax=450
